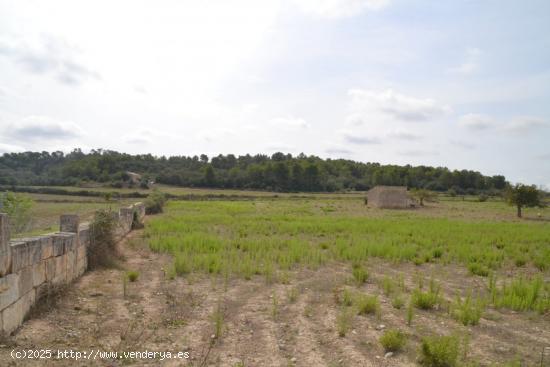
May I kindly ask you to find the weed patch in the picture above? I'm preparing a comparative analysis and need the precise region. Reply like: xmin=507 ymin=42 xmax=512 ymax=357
xmin=419 ymin=335 xmax=460 ymax=367
xmin=379 ymin=329 xmax=407 ymax=352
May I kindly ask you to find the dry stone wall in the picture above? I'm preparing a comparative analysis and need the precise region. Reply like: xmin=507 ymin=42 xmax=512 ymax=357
xmin=0 ymin=202 xmax=145 ymax=335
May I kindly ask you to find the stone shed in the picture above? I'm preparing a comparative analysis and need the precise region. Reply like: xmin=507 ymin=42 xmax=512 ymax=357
xmin=366 ymin=186 xmax=413 ymax=209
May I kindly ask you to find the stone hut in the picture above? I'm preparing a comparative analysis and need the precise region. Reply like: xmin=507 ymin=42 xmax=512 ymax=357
xmin=366 ymin=186 xmax=413 ymax=209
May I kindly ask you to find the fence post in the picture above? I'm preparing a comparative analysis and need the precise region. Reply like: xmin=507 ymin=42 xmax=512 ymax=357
xmin=0 ymin=213 xmax=11 ymax=276
xmin=60 ymin=214 xmax=80 ymax=233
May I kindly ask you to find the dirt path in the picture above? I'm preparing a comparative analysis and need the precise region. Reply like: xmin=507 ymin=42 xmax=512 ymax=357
xmin=1 ymin=230 xmax=548 ymax=366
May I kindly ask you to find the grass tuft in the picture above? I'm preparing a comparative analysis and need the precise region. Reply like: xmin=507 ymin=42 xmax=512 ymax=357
xmin=379 ymin=329 xmax=407 ymax=352
xmin=356 ymin=294 xmax=379 ymax=316
xmin=419 ymin=335 xmax=460 ymax=367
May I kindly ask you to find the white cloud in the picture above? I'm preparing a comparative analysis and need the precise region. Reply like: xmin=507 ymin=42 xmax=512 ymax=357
xmin=0 ymin=142 xmax=25 ymax=154
xmin=123 ymin=128 xmax=182 ymax=145
xmin=348 ymin=89 xmax=451 ymax=122
xmin=340 ymin=130 xmax=381 ymax=145
xmin=325 ymin=146 xmax=353 ymax=155
xmin=293 ymin=0 xmax=390 ymax=18
xmin=504 ymin=116 xmax=548 ymax=134
xmin=6 ymin=116 xmax=84 ymax=141
xmin=449 ymin=139 xmax=475 ymax=149
xmin=449 ymin=48 xmax=481 ymax=75
xmin=458 ymin=114 xmax=548 ymax=133
xmin=458 ymin=113 xmax=496 ymax=130
xmin=266 ymin=142 xmax=295 ymax=152
xmin=197 ymin=128 xmax=235 ymax=142
xmin=269 ymin=116 xmax=310 ymax=129
xmin=387 ymin=129 xmax=422 ymax=140
xmin=398 ymin=149 xmax=439 ymax=157
xmin=0 ymin=35 xmax=100 ymax=85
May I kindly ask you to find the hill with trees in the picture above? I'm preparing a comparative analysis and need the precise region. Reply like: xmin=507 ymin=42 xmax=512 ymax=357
xmin=0 ymin=149 xmax=508 ymax=194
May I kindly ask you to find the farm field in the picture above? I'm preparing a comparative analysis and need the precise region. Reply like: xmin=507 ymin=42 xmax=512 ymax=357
xmin=143 ymin=198 xmax=550 ymax=366
xmin=14 ymin=184 xmax=370 ymax=198
xmin=2 ymin=194 xmax=549 ymax=366
xmin=13 ymin=193 xmax=134 ymax=237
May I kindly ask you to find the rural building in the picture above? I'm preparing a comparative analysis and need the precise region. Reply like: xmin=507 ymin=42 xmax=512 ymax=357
xmin=366 ymin=186 xmax=413 ymax=209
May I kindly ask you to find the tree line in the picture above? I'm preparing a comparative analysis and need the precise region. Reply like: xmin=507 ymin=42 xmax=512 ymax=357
xmin=0 ymin=149 xmax=509 ymax=193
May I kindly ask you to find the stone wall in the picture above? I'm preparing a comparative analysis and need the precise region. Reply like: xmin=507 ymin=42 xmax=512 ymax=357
xmin=0 ymin=202 xmax=145 ymax=335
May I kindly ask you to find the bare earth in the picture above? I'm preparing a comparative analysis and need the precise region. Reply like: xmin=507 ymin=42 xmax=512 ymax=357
xmin=1 ymin=230 xmax=549 ymax=366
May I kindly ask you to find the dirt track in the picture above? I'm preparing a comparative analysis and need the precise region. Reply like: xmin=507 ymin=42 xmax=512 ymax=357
xmin=1 ymin=230 xmax=549 ymax=366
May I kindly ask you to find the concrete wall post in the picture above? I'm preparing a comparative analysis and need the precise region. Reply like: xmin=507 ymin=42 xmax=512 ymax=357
xmin=0 ymin=213 xmax=11 ymax=276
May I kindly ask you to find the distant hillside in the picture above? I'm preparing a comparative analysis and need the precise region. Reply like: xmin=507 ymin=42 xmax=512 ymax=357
xmin=0 ymin=149 xmax=507 ymax=194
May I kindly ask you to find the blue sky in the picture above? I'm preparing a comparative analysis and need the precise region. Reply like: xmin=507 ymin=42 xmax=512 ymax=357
xmin=0 ymin=0 xmax=549 ymax=187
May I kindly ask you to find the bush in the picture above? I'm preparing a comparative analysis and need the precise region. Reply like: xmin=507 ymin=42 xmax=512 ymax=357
xmin=392 ymin=295 xmax=405 ymax=309
xmin=0 ymin=191 xmax=34 ymax=233
xmin=88 ymin=209 xmax=119 ymax=269
xmin=412 ymin=281 xmax=440 ymax=310
xmin=468 ymin=262 xmax=489 ymax=277
xmin=342 ymin=288 xmax=353 ymax=306
xmin=126 ymin=270 xmax=139 ymax=282
xmin=379 ymin=329 xmax=407 ymax=352
xmin=145 ymin=189 xmax=167 ymax=214
xmin=352 ymin=264 xmax=369 ymax=285
xmin=336 ymin=307 xmax=354 ymax=337
xmin=356 ymin=294 xmax=379 ymax=315
xmin=451 ymin=293 xmax=484 ymax=326
xmin=478 ymin=194 xmax=488 ymax=202
xmin=419 ymin=335 xmax=460 ymax=367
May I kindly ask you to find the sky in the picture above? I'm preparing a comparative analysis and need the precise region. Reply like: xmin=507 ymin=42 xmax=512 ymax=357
xmin=0 ymin=0 xmax=549 ymax=188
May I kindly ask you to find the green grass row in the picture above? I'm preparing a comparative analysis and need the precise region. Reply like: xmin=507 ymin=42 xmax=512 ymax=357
xmin=146 ymin=200 xmax=550 ymax=275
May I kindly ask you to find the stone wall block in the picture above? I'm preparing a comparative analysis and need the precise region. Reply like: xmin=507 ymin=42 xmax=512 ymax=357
xmin=60 ymin=215 xmax=80 ymax=233
xmin=44 ymin=258 xmax=56 ymax=282
xmin=41 ymin=236 xmax=53 ymax=259
xmin=32 ymin=261 xmax=46 ymax=288
xmin=52 ymin=235 xmax=65 ymax=256
xmin=10 ymin=241 xmax=29 ymax=273
xmin=18 ymin=266 xmax=33 ymax=296
xmin=0 ymin=273 xmax=20 ymax=311
xmin=2 ymin=288 xmax=35 ymax=335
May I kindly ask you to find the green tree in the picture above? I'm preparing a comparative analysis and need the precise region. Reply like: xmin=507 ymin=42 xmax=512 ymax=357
xmin=0 ymin=191 xmax=34 ymax=233
xmin=505 ymin=184 xmax=544 ymax=218
xmin=204 ymin=165 xmax=216 ymax=187
xmin=273 ymin=162 xmax=289 ymax=191
xmin=412 ymin=189 xmax=436 ymax=206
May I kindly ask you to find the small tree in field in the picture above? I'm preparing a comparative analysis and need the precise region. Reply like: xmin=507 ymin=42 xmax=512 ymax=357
xmin=412 ymin=189 xmax=436 ymax=206
xmin=0 ymin=191 xmax=34 ymax=233
xmin=505 ymin=184 xmax=544 ymax=218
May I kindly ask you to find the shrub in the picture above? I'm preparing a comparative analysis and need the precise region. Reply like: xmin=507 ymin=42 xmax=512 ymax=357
xmin=336 ymin=307 xmax=353 ymax=337
xmin=145 ymin=189 xmax=167 ymax=214
xmin=406 ymin=300 xmax=414 ymax=326
xmin=352 ymin=264 xmax=369 ymax=285
xmin=342 ymin=288 xmax=353 ymax=306
xmin=356 ymin=294 xmax=379 ymax=316
xmin=88 ymin=209 xmax=119 ymax=269
xmin=131 ymin=211 xmax=144 ymax=229
xmin=412 ymin=289 xmax=439 ymax=310
xmin=381 ymin=276 xmax=394 ymax=296
xmin=379 ymin=329 xmax=407 ymax=352
xmin=478 ymin=194 xmax=488 ymax=202
xmin=492 ymin=276 xmax=549 ymax=313
xmin=468 ymin=262 xmax=489 ymax=277
xmin=419 ymin=335 xmax=460 ymax=367
xmin=432 ymin=248 xmax=443 ymax=259
xmin=392 ymin=295 xmax=405 ymax=309
xmin=451 ymin=293 xmax=484 ymax=326
xmin=126 ymin=270 xmax=139 ymax=282
xmin=514 ymin=256 xmax=526 ymax=267
xmin=0 ymin=191 xmax=34 ymax=233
